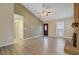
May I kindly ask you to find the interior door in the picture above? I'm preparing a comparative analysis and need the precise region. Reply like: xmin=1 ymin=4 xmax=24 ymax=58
xmin=44 ymin=24 xmax=48 ymax=36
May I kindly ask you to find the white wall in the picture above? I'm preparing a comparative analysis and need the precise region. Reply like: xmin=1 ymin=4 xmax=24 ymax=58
xmin=44 ymin=17 xmax=74 ymax=39
xmin=57 ymin=18 xmax=74 ymax=38
xmin=0 ymin=4 xmax=14 ymax=47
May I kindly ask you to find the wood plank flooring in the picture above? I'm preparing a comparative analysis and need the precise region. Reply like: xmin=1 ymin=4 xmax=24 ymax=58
xmin=0 ymin=37 xmax=68 ymax=55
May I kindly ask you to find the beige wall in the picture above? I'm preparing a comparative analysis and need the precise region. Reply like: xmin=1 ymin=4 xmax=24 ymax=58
xmin=44 ymin=17 xmax=74 ymax=38
xmin=44 ymin=20 xmax=56 ymax=37
xmin=0 ymin=4 xmax=14 ymax=47
xmin=14 ymin=4 xmax=43 ymax=39
xmin=64 ymin=18 xmax=74 ymax=38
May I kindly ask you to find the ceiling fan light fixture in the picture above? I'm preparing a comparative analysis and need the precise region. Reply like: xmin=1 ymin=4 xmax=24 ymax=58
xmin=41 ymin=10 xmax=49 ymax=16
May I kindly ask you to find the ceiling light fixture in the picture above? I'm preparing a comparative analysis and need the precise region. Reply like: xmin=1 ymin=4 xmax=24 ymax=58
xmin=37 ymin=4 xmax=52 ymax=16
xmin=41 ymin=10 xmax=48 ymax=16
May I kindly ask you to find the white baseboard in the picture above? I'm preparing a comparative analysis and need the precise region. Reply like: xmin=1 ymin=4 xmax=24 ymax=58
xmin=0 ymin=42 xmax=14 ymax=48
xmin=48 ymin=35 xmax=72 ymax=39
xmin=0 ymin=35 xmax=42 ymax=48
xmin=63 ymin=37 xmax=72 ymax=39
xmin=24 ymin=35 xmax=43 ymax=40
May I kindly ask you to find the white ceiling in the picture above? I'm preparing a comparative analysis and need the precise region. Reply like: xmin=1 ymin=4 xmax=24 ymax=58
xmin=22 ymin=3 xmax=74 ymax=21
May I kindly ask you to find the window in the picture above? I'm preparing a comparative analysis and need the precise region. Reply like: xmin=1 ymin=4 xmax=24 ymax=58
xmin=45 ymin=25 xmax=47 ymax=31
xmin=56 ymin=21 xmax=64 ymax=37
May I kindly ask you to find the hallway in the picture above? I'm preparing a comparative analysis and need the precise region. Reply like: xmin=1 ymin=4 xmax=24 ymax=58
xmin=0 ymin=37 xmax=68 ymax=55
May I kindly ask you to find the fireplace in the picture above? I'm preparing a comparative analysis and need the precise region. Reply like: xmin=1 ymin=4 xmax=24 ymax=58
xmin=72 ymin=33 xmax=77 ymax=47
xmin=72 ymin=22 xmax=78 ymax=47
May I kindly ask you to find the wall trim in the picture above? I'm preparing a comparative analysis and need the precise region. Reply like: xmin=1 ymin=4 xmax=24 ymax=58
xmin=25 ymin=35 xmax=72 ymax=40
xmin=0 ymin=35 xmax=42 ymax=47
xmin=48 ymin=35 xmax=72 ymax=39
xmin=24 ymin=35 xmax=43 ymax=40
xmin=0 ymin=42 xmax=14 ymax=48
xmin=0 ymin=35 xmax=72 ymax=48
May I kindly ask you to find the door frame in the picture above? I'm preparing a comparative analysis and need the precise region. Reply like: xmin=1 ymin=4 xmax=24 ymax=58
xmin=14 ymin=13 xmax=24 ymax=40
xmin=43 ymin=23 xmax=48 ymax=36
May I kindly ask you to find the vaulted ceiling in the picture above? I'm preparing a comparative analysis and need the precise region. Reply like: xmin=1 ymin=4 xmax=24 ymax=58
xmin=22 ymin=3 xmax=73 ymax=21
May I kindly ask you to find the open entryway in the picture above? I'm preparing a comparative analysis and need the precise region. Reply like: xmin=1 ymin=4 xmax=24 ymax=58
xmin=14 ymin=14 xmax=24 ymax=42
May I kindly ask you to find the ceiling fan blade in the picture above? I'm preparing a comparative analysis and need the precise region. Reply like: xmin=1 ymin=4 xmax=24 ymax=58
xmin=48 ymin=11 xmax=51 ymax=13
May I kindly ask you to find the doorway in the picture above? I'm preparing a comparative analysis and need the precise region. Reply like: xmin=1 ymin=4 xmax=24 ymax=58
xmin=44 ymin=24 xmax=48 ymax=36
xmin=14 ymin=14 xmax=23 ymax=42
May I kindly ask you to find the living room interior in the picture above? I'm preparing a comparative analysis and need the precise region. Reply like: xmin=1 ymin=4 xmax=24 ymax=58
xmin=0 ymin=3 xmax=79 ymax=55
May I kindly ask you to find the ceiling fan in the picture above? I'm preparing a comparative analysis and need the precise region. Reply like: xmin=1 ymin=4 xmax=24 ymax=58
xmin=37 ymin=10 xmax=52 ymax=16
xmin=37 ymin=4 xmax=52 ymax=16
xmin=40 ymin=10 xmax=51 ymax=16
